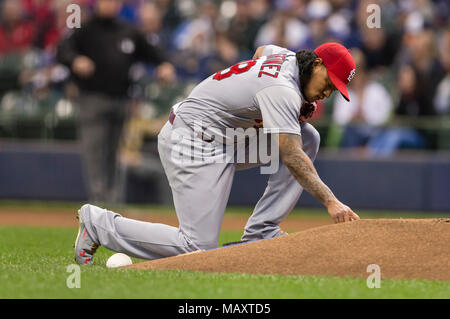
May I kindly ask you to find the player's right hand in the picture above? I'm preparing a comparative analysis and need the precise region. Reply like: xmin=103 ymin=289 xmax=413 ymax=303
xmin=326 ymin=199 xmax=360 ymax=223
xmin=72 ymin=55 xmax=95 ymax=78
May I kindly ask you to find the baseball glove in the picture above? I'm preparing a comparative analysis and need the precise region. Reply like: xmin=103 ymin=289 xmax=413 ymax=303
xmin=299 ymin=101 xmax=317 ymax=122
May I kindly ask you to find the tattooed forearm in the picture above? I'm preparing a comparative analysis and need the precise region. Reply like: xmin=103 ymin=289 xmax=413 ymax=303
xmin=278 ymin=133 xmax=336 ymax=207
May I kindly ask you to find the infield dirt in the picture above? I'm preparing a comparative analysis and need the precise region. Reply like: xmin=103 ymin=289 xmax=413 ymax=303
xmin=128 ymin=219 xmax=450 ymax=281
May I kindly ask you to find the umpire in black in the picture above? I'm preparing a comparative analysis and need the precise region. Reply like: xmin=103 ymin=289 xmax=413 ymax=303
xmin=57 ymin=0 xmax=175 ymax=203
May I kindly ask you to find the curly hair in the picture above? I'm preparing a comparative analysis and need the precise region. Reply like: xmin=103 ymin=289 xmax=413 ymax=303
xmin=295 ymin=49 xmax=318 ymax=96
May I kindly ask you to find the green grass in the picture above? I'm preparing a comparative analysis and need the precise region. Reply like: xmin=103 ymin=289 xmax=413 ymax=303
xmin=0 ymin=226 xmax=449 ymax=299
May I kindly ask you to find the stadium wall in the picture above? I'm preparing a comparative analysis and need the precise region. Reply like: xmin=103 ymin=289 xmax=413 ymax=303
xmin=1 ymin=143 xmax=449 ymax=211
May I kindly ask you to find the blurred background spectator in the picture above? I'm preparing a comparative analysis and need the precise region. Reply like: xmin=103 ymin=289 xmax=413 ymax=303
xmin=331 ymin=48 xmax=393 ymax=154
xmin=56 ymin=0 xmax=175 ymax=203
xmin=0 ymin=0 xmax=449 ymax=203
xmin=434 ymin=28 xmax=450 ymax=115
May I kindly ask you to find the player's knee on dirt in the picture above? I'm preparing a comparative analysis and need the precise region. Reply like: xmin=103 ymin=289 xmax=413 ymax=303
xmin=182 ymin=236 xmax=218 ymax=251
xmin=184 ymin=232 xmax=219 ymax=251
xmin=195 ymin=242 xmax=218 ymax=250
xmin=242 ymin=224 xmax=283 ymax=242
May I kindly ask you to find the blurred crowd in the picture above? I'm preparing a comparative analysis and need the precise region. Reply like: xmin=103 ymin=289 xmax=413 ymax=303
xmin=0 ymin=0 xmax=449 ymax=156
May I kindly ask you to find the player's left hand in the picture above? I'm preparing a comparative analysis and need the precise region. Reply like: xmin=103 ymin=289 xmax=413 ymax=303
xmin=299 ymin=101 xmax=317 ymax=123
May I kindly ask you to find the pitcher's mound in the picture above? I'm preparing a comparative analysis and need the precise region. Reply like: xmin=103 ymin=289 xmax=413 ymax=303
xmin=127 ymin=219 xmax=450 ymax=281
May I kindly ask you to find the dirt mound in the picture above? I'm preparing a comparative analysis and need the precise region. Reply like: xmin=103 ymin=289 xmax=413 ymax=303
xmin=128 ymin=219 xmax=450 ymax=281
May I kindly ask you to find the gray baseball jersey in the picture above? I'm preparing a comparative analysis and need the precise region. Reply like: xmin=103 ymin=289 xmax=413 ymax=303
xmin=175 ymin=45 xmax=305 ymax=144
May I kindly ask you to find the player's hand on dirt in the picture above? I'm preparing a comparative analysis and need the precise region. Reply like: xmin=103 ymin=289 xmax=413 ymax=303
xmin=155 ymin=62 xmax=176 ymax=85
xmin=327 ymin=200 xmax=360 ymax=223
xmin=299 ymin=101 xmax=317 ymax=123
xmin=72 ymin=55 xmax=95 ymax=78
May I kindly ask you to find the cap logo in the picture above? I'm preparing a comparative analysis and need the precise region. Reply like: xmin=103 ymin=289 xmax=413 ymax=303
xmin=347 ymin=69 xmax=356 ymax=82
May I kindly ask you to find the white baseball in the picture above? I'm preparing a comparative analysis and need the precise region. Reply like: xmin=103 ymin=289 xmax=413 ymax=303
xmin=106 ymin=253 xmax=133 ymax=268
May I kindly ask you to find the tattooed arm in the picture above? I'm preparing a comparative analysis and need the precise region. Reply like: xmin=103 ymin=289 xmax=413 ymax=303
xmin=279 ymin=133 xmax=360 ymax=223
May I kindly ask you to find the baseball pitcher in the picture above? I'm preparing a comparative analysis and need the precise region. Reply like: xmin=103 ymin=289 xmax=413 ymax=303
xmin=74 ymin=42 xmax=360 ymax=264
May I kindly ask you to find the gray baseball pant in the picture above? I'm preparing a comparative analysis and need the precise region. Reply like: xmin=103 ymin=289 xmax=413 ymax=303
xmin=80 ymin=116 xmax=320 ymax=260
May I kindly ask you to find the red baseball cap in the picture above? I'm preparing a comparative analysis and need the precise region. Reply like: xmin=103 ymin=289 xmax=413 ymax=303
xmin=314 ymin=42 xmax=356 ymax=102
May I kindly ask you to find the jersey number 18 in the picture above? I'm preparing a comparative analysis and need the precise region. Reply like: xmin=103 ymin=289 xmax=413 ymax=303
xmin=213 ymin=60 xmax=257 ymax=81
